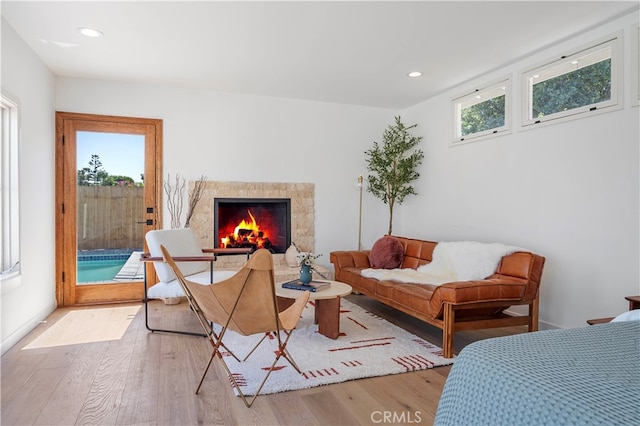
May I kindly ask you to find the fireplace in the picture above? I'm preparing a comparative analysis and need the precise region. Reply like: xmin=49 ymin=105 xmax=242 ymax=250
xmin=214 ymin=198 xmax=291 ymax=254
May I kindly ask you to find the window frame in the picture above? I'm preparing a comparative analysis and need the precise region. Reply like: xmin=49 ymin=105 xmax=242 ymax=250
xmin=521 ymin=33 xmax=621 ymax=128
xmin=451 ymin=76 xmax=512 ymax=145
xmin=631 ymin=22 xmax=639 ymax=107
xmin=1 ymin=94 xmax=21 ymax=293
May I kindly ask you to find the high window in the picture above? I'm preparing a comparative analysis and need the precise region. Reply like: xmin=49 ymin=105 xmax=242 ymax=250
xmin=522 ymin=35 xmax=620 ymax=126
xmin=453 ymin=78 xmax=510 ymax=144
xmin=1 ymin=95 xmax=20 ymax=290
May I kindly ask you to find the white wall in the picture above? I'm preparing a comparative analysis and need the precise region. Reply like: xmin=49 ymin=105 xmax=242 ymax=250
xmin=55 ymin=78 xmax=394 ymax=268
xmin=1 ymin=19 xmax=57 ymax=354
xmin=398 ymin=11 xmax=640 ymax=328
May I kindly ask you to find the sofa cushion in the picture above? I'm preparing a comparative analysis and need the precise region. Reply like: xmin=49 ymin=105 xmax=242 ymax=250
xmin=401 ymin=238 xmax=436 ymax=269
xmin=338 ymin=267 xmax=378 ymax=294
xmin=369 ymin=236 xmax=404 ymax=269
xmin=390 ymin=283 xmax=435 ymax=315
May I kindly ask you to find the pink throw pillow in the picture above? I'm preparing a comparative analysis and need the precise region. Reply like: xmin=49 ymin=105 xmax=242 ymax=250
xmin=369 ymin=236 xmax=404 ymax=269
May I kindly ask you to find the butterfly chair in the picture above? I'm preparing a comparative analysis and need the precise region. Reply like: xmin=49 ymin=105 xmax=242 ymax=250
xmin=161 ymin=245 xmax=310 ymax=408
xmin=142 ymin=228 xmax=250 ymax=336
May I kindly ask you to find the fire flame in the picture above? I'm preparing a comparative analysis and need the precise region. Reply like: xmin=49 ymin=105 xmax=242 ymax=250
xmin=221 ymin=210 xmax=269 ymax=249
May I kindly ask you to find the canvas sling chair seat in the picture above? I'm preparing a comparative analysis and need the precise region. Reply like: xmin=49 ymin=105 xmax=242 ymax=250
xmin=160 ymin=245 xmax=310 ymax=407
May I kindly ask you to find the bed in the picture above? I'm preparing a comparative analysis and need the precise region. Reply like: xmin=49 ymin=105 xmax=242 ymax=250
xmin=435 ymin=320 xmax=640 ymax=425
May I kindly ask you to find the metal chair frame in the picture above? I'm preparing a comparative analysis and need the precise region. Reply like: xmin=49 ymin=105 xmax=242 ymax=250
xmin=140 ymin=248 xmax=251 ymax=337
xmin=161 ymin=246 xmax=309 ymax=407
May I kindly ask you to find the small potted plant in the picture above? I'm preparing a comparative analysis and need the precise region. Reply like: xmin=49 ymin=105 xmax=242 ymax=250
xmin=296 ymin=251 xmax=321 ymax=284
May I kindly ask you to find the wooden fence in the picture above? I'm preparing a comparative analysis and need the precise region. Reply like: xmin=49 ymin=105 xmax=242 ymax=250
xmin=77 ymin=186 xmax=145 ymax=251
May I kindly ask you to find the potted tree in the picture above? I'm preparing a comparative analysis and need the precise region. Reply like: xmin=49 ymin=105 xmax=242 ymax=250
xmin=365 ymin=116 xmax=424 ymax=235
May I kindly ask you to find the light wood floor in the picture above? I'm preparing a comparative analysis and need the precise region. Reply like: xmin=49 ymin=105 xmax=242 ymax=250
xmin=1 ymin=294 xmax=526 ymax=425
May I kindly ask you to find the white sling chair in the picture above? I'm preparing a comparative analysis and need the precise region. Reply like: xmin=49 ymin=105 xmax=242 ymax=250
xmin=142 ymin=228 xmax=249 ymax=336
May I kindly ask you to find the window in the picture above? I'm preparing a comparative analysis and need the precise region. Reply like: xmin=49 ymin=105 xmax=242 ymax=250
xmin=522 ymin=35 xmax=620 ymax=126
xmin=1 ymin=95 xmax=20 ymax=290
xmin=452 ymin=78 xmax=510 ymax=144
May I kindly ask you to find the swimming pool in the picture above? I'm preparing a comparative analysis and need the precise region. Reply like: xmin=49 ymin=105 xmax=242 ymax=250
xmin=77 ymin=250 xmax=141 ymax=283
xmin=77 ymin=259 xmax=127 ymax=282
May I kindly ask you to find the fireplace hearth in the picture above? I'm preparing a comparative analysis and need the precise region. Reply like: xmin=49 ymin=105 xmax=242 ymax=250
xmin=214 ymin=198 xmax=291 ymax=254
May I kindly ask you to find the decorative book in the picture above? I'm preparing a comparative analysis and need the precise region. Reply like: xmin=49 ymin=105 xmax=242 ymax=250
xmin=281 ymin=279 xmax=331 ymax=292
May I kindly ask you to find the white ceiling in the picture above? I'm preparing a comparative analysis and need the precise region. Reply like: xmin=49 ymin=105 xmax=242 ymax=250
xmin=2 ymin=1 xmax=638 ymax=109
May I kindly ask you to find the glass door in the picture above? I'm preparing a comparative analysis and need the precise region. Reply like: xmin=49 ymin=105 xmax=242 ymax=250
xmin=56 ymin=113 xmax=162 ymax=306
xmin=76 ymin=131 xmax=145 ymax=286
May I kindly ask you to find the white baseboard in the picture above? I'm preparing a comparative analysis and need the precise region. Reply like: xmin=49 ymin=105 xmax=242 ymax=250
xmin=503 ymin=308 xmax=560 ymax=331
xmin=1 ymin=301 xmax=57 ymax=355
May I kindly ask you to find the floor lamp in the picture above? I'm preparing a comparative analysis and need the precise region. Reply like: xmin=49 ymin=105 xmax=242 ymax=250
xmin=357 ymin=175 xmax=363 ymax=251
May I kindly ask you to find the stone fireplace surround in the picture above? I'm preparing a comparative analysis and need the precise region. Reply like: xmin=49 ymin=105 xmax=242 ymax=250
xmin=188 ymin=181 xmax=331 ymax=281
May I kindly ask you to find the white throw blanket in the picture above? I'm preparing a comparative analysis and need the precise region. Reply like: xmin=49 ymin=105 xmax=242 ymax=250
xmin=361 ymin=241 xmax=524 ymax=286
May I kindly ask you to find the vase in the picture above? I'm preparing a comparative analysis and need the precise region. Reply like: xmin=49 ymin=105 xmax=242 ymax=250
xmin=299 ymin=264 xmax=313 ymax=285
xmin=285 ymin=244 xmax=298 ymax=267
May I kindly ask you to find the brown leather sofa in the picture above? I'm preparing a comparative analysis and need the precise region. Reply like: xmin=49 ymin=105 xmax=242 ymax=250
xmin=330 ymin=236 xmax=546 ymax=358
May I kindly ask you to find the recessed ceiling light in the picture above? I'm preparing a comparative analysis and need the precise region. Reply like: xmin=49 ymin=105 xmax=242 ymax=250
xmin=407 ymin=71 xmax=422 ymax=78
xmin=78 ymin=27 xmax=103 ymax=38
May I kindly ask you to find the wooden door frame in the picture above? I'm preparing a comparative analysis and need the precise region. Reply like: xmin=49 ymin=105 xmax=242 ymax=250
xmin=55 ymin=112 xmax=163 ymax=306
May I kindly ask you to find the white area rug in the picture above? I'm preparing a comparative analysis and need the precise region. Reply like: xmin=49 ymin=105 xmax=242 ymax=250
xmin=214 ymin=299 xmax=454 ymax=396
xmin=22 ymin=305 xmax=140 ymax=350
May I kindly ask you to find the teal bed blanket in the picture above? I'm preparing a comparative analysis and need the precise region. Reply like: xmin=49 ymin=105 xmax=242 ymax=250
xmin=435 ymin=321 xmax=640 ymax=425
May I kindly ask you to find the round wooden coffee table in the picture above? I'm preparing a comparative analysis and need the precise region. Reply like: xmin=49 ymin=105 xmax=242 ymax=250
xmin=276 ymin=281 xmax=352 ymax=339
